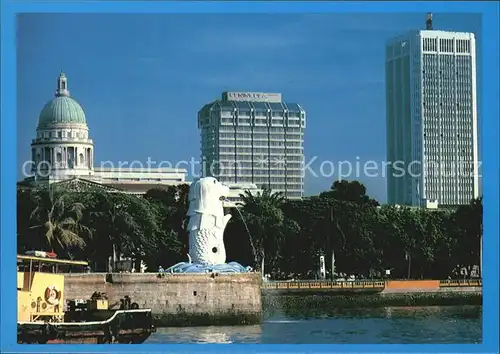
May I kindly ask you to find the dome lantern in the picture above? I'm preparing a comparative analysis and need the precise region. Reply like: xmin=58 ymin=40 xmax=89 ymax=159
xmin=55 ymin=72 xmax=70 ymax=97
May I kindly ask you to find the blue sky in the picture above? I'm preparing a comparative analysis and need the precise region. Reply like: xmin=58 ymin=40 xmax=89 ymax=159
xmin=17 ymin=13 xmax=482 ymax=203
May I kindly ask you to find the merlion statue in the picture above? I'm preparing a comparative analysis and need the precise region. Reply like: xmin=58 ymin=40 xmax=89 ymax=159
xmin=162 ymin=177 xmax=251 ymax=273
xmin=186 ymin=177 xmax=232 ymax=265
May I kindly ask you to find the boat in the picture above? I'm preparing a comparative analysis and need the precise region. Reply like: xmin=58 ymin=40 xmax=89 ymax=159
xmin=17 ymin=253 xmax=156 ymax=344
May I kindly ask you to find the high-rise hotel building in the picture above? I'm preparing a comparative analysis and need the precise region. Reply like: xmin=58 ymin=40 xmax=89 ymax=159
xmin=385 ymin=14 xmax=479 ymax=207
xmin=198 ymin=92 xmax=306 ymax=199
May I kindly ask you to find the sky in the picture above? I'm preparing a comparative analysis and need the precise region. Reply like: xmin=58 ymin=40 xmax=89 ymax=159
xmin=17 ymin=13 xmax=482 ymax=203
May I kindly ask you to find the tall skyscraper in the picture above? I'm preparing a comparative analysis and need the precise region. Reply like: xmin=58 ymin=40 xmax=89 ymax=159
xmin=198 ymin=92 xmax=306 ymax=199
xmin=385 ymin=14 xmax=479 ymax=207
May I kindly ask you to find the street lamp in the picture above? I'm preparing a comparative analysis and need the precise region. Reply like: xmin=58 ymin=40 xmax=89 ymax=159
xmin=330 ymin=205 xmax=336 ymax=281
xmin=109 ymin=203 xmax=123 ymax=273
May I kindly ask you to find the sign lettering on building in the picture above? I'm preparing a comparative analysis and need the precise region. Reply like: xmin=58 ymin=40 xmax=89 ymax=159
xmin=223 ymin=92 xmax=282 ymax=103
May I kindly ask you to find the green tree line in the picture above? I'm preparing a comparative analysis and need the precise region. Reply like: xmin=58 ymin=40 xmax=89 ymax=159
xmin=17 ymin=180 xmax=482 ymax=279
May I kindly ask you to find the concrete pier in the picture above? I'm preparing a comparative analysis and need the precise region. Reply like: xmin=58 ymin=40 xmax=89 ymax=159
xmin=64 ymin=272 xmax=262 ymax=326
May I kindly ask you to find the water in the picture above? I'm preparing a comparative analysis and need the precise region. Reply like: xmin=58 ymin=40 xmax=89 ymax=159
xmin=227 ymin=201 xmax=258 ymax=265
xmin=146 ymin=300 xmax=482 ymax=344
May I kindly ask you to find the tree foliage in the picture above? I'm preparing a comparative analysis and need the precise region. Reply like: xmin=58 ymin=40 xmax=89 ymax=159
xmin=17 ymin=180 xmax=482 ymax=278
xmin=21 ymin=186 xmax=90 ymax=257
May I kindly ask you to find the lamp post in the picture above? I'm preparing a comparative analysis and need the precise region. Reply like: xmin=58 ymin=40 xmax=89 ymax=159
xmin=330 ymin=205 xmax=336 ymax=281
xmin=331 ymin=248 xmax=336 ymax=282
xmin=109 ymin=203 xmax=123 ymax=273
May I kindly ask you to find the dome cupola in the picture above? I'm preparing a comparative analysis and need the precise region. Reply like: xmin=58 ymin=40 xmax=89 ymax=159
xmin=37 ymin=73 xmax=87 ymax=128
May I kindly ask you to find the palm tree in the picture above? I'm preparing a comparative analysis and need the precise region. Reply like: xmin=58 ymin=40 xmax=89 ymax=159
xmin=29 ymin=185 xmax=90 ymax=254
xmin=238 ymin=188 xmax=286 ymax=275
xmin=238 ymin=188 xmax=285 ymax=209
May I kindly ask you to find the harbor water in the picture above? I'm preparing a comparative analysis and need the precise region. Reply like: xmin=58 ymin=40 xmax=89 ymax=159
xmin=145 ymin=296 xmax=482 ymax=344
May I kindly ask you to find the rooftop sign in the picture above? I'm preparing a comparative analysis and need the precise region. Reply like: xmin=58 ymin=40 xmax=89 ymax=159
xmin=223 ymin=92 xmax=282 ymax=103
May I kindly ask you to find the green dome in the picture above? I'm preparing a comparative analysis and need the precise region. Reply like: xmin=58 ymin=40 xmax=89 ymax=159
xmin=37 ymin=72 xmax=87 ymax=128
xmin=38 ymin=96 xmax=86 ymax=128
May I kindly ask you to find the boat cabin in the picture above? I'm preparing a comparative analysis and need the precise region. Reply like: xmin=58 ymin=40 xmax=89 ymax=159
xmin=17 ymin=254 xmax=88 ymax=323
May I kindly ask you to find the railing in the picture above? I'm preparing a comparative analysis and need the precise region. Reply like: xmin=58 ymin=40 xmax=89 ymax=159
xmin=262 ymin=280 xmax=385 ymax=290
xmin=439 ymin=279 xmax=482 ymax=287
xmin=262 ymin=279 xmax=483 ymax=290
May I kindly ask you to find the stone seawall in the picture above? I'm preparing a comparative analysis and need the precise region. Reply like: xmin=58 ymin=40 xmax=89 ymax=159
xmin=64 ymin=272 xmax=262 ymax=327
xmin=263 ymin=287 xmax=482 ymax=309
xmin=381 ymin=286 xmax=482 ymax=294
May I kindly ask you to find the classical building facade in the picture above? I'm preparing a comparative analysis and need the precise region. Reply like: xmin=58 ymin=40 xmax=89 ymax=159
xmin=21 ymin=73 xmax=187 ymax=191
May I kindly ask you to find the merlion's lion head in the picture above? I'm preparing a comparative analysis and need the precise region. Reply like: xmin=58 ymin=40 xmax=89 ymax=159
xmin=187 ymin=177 xmax=230 ymax=219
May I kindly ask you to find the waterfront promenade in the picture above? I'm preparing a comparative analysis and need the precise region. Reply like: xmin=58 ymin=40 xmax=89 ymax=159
xmin=261 ymin=279 xmax=482 ymax=293
xmin=261 ymin=278 xmax=482 ymax=309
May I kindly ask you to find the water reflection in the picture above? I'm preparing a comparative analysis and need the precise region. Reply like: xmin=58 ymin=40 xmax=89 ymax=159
xmin=146 ymin=296 xmax=481 ymax=344
xmin=191 ymin=329 xmax=231 ymax=344
xmin=148 ymin=325 xmax=262 ymax=344
xmin=264 ymin=295 xmax=482 ymax=322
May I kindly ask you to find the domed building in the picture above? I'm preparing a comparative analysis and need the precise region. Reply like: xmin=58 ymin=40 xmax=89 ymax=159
xmin=31 ymin=73 xmax=95 ymax=181
xmin=20 ymin=73 xmax=261 ymax=207
xmin=21 ymin=73 xmax=187 ymax=193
